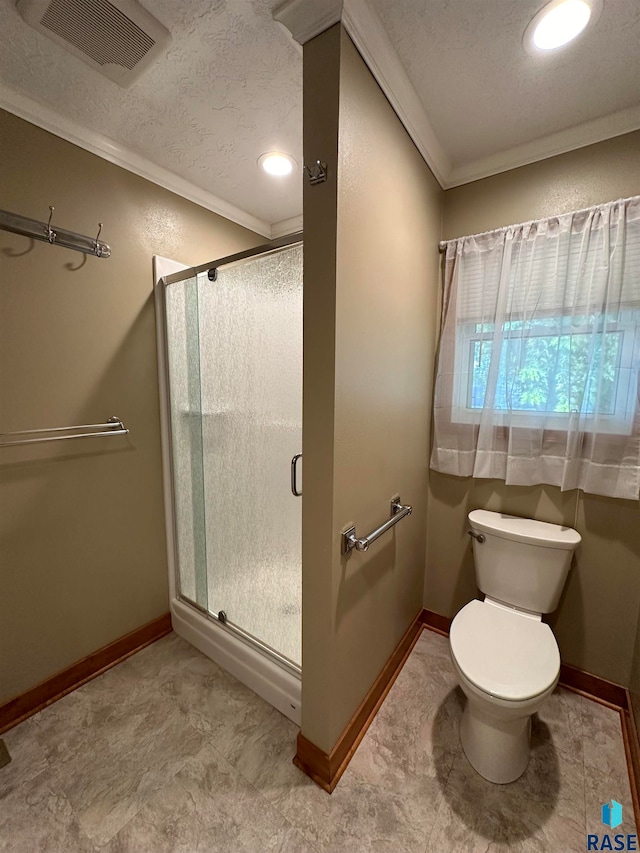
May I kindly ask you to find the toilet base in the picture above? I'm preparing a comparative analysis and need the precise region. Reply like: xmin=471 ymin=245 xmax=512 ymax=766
xmin=460 ymin=699 xmax=531 ymax=784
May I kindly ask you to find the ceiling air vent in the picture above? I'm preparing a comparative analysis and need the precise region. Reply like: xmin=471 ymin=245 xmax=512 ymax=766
xmin=16 ymin=0 xmax=171 ymax=86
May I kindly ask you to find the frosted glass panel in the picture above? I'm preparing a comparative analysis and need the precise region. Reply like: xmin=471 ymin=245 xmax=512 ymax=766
xmin=164 ymin=275 xmax=208 ymax=609
xmin=198 ymin=244 xmax=302 ymax=665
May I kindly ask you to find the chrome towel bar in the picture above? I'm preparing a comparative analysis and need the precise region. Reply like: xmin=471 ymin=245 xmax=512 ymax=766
xmin=342 ymin=496 xmax=412 ymax=554
xmin=0 ymin=416 xmax=128 ymax=447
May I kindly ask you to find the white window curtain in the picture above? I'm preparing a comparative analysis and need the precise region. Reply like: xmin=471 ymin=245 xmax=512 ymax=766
xmin=431 ymin=196 xmax=640 ymax=500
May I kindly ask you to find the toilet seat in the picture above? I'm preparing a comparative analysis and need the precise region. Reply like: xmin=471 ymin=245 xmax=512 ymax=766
xmin=450 ymin=599 xmax=560 ymax=702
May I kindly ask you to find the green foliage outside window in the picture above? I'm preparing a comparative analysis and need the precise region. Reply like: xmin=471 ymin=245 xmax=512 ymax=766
xmin=469 ymin=315 xmax=621 ymax=415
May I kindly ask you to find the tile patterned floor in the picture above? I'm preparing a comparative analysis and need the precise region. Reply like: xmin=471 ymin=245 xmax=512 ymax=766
xmin=0 ymin=629 xmax=636 ymax=852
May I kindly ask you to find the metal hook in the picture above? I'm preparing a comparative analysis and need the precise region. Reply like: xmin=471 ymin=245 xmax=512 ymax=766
xmin=94 ymin=222 xmax=103 ymax=257
xmin=46 ymin=206 xmax=56 ymax=244
xmin=303 ymin=160 xmax=327 ymax=185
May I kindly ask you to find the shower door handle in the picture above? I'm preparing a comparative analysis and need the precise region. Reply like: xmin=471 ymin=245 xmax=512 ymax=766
xmin=291 ymin=453 xmax=302 ymax=497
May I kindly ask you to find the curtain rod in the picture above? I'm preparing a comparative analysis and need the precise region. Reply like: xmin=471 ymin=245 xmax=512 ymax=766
xmin=0 ymin=206 xmax=111 ymax=258
xmin=438 ymin=194 xmax=640 ymax=251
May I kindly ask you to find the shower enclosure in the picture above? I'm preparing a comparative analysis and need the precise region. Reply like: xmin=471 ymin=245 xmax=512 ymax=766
xmin=155 ymin=236 xmax=302 ymax=723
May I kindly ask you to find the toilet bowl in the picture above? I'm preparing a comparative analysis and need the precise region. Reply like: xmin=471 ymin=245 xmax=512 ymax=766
xmin=450 ymin=598 xmax=559 ymax=783
xmin=450 ymin=510 xmax=581 ymax=784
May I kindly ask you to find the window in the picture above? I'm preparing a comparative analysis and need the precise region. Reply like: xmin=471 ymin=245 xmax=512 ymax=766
xmin=453 ymin=311 xmax=639 ymax=434
xmin=431 ymin=196 xmax=640 ymax=500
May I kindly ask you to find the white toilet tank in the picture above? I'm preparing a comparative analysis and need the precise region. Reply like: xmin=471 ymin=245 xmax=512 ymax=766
xmin=468 ymin=510 xmax=581 ymax=614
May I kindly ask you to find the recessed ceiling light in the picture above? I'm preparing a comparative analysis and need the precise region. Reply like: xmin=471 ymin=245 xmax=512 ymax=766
xmin=258 ymin=152 xmax=297 ymax=176
xmin=524 ymin=0 xmax=601 ymax=54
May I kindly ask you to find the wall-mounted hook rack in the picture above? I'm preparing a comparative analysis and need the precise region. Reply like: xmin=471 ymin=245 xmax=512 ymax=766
xmin=0 ymin=206 xmax=111 ymax=258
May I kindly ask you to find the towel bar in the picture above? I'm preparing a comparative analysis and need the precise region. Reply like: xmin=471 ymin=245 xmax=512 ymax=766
xmin=0 ymin=416 xmax=128 ymax=447
xmin=342 ymin=496 xmax=412 ymax=554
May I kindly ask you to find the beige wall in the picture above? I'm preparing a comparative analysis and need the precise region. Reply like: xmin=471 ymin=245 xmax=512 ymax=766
xmin=429 ymin=131 xmax=640 ymax=686
xmin=300 ymin=26 xmax=341 ymax=743
xmin=302 ymin=26 xmax=442 ymax=752
xmin=0 ymin=109 xmax=262 ymax=704
xmin=442 ymin=132 xmax=640 ymax=241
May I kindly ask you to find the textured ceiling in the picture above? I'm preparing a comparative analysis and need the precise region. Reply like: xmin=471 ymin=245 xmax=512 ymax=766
xmin=0 ymin=0 xmax=639 ymax=229
xmin=370 ymin=0 xmax=640 ymax=169
xmin=0 ymin=0 xmax=303 ymax=227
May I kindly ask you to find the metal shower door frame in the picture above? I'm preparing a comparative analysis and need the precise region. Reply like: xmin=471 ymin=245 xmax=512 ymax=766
xmin=155 ymin=234 xmax=303 ymax=679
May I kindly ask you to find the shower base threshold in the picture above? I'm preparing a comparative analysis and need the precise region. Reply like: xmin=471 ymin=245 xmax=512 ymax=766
xmin=171 ymin=598 xmax=301 ymax=725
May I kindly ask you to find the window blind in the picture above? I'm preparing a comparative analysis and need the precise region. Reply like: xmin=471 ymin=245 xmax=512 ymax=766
xmin=442 ymin=197 xmax=640 ymax=322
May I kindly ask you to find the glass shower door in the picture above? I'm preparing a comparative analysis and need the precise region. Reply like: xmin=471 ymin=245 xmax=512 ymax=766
xmin=198 ymin=244 xmax=302 ymax=666
xmin=164 ymin=242 xmax=302 ymax=668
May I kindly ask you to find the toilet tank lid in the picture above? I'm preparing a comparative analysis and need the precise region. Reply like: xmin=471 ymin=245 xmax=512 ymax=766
xmin=468 ymin=510 xmax=581 ymax=550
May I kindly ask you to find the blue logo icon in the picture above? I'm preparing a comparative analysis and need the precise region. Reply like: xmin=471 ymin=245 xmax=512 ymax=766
xmin=588 ymin=799 xmax=636 ymax=850
xmin=602 ymin=800 xmax=623 ymax=830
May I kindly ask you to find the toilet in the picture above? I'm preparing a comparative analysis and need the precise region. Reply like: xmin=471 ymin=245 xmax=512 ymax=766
xmin=450 ymin=509 xmax=581 ymax=784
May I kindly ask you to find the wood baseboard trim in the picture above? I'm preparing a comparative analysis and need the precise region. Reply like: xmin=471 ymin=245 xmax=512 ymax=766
xmin=559 ymin=663 xmax=627 ymax=710
xmin=623 ymin=691 xmax=640 ymax=832
xmin=420 ymin=608 xmax=452 ymax=636
xmin=0 ymin=613 xmax=172 ymax=735
xmin=294 ymin=609 xmax=424 ymax=793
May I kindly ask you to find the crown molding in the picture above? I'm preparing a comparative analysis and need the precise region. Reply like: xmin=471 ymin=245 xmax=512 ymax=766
xmin=5 ymin=16 xmax=638 ymax=227
xmin=272 ymin=0 xmax=451 ymax=187
xmin=0 ymin=83 xmax=272 ymax=238
xmin=272 ymin=0 xmax=342 ymax=45
xmin=272 ymin=0 xmax=640 ymax=193
xmin=271 ymin=214 xmax=304 ymax=238
xmin=341 ymin=0 xmax=451 ymax=187
xmin=445 ymin=104 xmax=640 ymax=188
